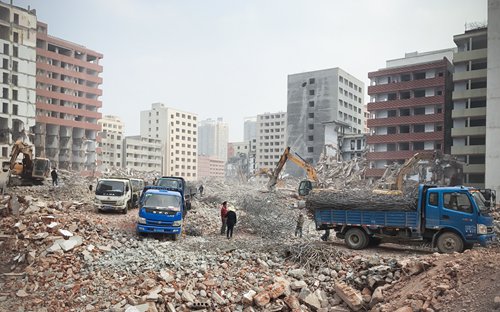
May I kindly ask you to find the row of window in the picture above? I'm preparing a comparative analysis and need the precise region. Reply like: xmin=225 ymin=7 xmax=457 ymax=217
xmin=100 ymin=123 xmax=122 ymax=130
xmin=1 ymin=102 xmax=19 ymax=115
xmin=259 ymin=113 xmax=285 ymax=120
xmin=260 ymin=121 xmax=285 ymax=127
xmin=339 ymin=87 xmax=362 ymax=103
xmin=375 ymin=71 xmax=445 ymax=86
xmin=339 ymin=111 xmax=362 ymax=125
xmin=259 ymin=140 xmax=284 ymax=145
xmin=339 ymin=99 xmax=362 ymax=114
xmin=339 ymin=76 xmax=362 ymax=93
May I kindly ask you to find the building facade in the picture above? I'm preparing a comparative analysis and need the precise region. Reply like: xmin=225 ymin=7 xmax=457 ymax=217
xmin=198 ymin=117 xmax=228 ymax=163
xmin=35 ymin=21 xmax=102 ymax=173
xmin=97 ymin=115 xmax=123 ymax=172
xmin=486 ymin=0 xmax=500 ymax=199
xmin=140 ymin=103 xmax=197 ymax=180
xmin=255 ymin=112 xmax=287 ymax=173
xmin=366 ymin=50 xmax=454 ymax=179
xmin=0 ymin=2 xmax=37 ymax=158
xmin=452 ymin=27 xmax=488 ymax=187
xmin=243 ymin=116 xmax=257 ymax=142
xmin=123 ymin=135 xmax=162 ymax=173
xmin=287 ymin=68 xmax=365 ymax=176
xmin=197 ymin=155 xmax=225 ymax=180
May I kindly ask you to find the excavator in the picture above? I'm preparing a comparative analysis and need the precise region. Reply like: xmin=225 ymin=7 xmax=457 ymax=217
xmin=267 ymin=146 xmax=319 ymax=193
xmin=2 ymin=140 xmax=51 ymax=185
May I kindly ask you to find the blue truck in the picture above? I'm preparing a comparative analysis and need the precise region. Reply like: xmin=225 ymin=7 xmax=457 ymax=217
xmin=136 ymin=182 xmax=187 ymax=240
xmin=156 ymin=176 xmax=196 ymax=210
xmin=311 ymin=185 xmax=496 ymax=253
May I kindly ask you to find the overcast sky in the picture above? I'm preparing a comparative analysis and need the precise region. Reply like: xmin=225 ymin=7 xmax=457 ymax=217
xmin=16 ymin=0 xmax=487 ymax=141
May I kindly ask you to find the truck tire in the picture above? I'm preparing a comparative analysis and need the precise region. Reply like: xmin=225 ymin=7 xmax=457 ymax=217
xmin=437 ymin=232 xmax=464 ymax=253
xmin=345 ymin=228 xmax=369 ymax=250
xmin=122 ymin=204 xmax=128 ymax=214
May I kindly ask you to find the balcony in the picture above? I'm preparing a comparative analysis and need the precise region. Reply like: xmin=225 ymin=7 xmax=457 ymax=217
xmin=368 ymin=76 xmax=445 ymax=94
xmin=367 ymin=113 xmax=443 ymax=127
xmin=451 ymin=145 xmax=486 ymax=155
xmin=451 ymin=107 xmax=486 ymax=119
xmin=463 ymin=164 xmax=485 ymax=174
xmin=366 ymin=150 xmax=428 ymax=161
xmin=453 ymin=48 xmax=487 ymax=63
xmin=453 ymin=69 xmax=487 ymax=82
xmin=367 ymin=95 xmax=444 ymax=111
xmin=367 ymin=131 xmax=443 ymax=144
xmin=452 ymin=88 xmax=487 ymax=100
xmin=451 ymin=126 xmax=486 ymax=137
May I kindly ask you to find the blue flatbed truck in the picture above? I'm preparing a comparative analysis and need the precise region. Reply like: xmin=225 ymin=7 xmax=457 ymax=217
xmin=313 ymin=185 xmax=496 ymax=253
xmin=136 ymin=184 xmax=187 ymax=240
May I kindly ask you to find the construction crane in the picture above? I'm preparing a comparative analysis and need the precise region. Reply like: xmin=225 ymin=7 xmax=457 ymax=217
xmin=2 ymin=140 xmax=51 ymax=185
xmin=267 ymin=147 xmax=318 ymax=191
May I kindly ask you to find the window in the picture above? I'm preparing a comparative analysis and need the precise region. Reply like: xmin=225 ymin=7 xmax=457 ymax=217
xmin=400 ymin=125 xmax=410 ymax=133
xmin=12 ymin=90 xmax=17 ymax=100
xmin=429 ymin=193 xmax=438 ymax=206
xmin=3 ymin=44 xmax=8 ymax=54
xmin=13 ymin=104 xmax=18 ymax=115
xmin=308 ymin=101 xmax=314 ymax=107
xmin=308 ymin=135 xmax=313 ymax=141
xmin=414 ymin=124 xmax=425 ymax=133
xmin=414 ymin=107 xmax=425 ymax=115
xmin=309 ymin=78 xmax=315 ymax=84
xmin=400 ymin=108 xmax=410 ymax=116
xmin=13 ymin=46 xmax=18 ymax=57
xmin=413 ymin=141 xmax=424 ymax=150
xmin=339 ymin=76 xmax=344 ymax=83
xmin=12 ymin=75 xmax=17 ymax=86
xmin=308 ymin=124 xmax=314 ymax=130
xmin=2 ymin=73 xmax=8 ymax=84
xmin=13 ymin=32 xmax=19 ymax=43
xmin=307 ymin=147 xmax=314 ymax=153
xmin=388 ymin=93 xmax=397 ymax=100
xmin=309 ymin=89 xmax=315 ymax=96
xmin=414 ymin=72 xmax=426 ymax=80
xmin=414 ymin=90 xmax=426 ymax=98
xmin=470 ymin=118 xmax=486 ymax=127
xmin=401 ymin=74 xmax=411 ymax=82
xmin=2 ymin=59 xmax=7 ymax=70
xmin=400 ymin=91 xmax=411 ymax=99
xmin=308 ymin=113 xmax=314 ymax=118
xmin=2 ymin=102 xmax=7 ymax=113
xmin=13 ymin=13 xmax=19 ymax=24
xmin=443 ymin=193 xmax=472 ymax=213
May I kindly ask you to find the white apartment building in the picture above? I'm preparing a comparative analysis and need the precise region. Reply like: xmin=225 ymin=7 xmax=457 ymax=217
xmin=0 ymin=2 xmax=37 ymax=158
xmin=123 ymin=135 xmax=162 ymax=173
xmin=244 ymin=116 xmax=257 ymax=142
xmin=140 ymin=103 xmax=198 ymax=180
xmin=256 ymin=112 xmax=287 ymax=172
xmin=198 ymin=117 xmax=228 ymax=163
xmin=97 ymin=115 xmax=123 ymax=171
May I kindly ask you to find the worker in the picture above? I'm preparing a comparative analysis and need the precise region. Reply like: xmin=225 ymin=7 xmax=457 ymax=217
xmin=51 ymin=168 xmax=58 ymax=186
xmin=226 ymin=205 xmax=237 ymax=239
xmin=220 ymin=201 xmax=228 ymax=235
xmin=321 ymin=229 xmax=330 ymax=241
xmin=198 ymin=184 xmax=204 ymax=197
xmin=89 ymin=184 xmax=93 ymax=193
xmin=295 ymin=213 xmax=305 ymax=238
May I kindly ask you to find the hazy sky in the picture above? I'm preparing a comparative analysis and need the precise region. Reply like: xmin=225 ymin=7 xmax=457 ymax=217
xmin=16 ymin=0 xmax=487 ymax=141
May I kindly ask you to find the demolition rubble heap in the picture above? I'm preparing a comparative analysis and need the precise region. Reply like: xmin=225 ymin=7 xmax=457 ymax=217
xmin=315 ymin=154 xmax=369 ymax=190
xmin=0 ymin=172 xmax=499 ymax=312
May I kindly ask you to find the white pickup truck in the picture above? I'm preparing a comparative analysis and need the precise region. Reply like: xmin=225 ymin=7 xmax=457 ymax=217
xmin=94 ymin=177 xmax=132 ymax=214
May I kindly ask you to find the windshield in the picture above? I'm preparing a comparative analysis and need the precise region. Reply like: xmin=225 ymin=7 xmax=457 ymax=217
xmin=143 ymin=193 xmax=181 ymax=211
xmin=158 ymin=179 xmax=182 ymax=189
xmin=130 ymin=179 xmax=143 ymax=191
xmin=471 ymin=191 xmax=488 ymax=212
xmin=96 ymin=181 xmax=125 ymax=195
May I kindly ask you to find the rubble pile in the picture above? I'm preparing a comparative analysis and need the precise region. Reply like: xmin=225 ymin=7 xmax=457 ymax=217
xmin=315 ymin=155 xmax=370 ymax=190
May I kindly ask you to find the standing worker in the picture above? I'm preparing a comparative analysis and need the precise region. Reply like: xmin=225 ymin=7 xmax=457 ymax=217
xmin=226 ymin=205 xmax=237 ymax=239
xmin=51 ymin=168 xmax=58 ymax=186
xmin=220 ymin=201 xmax=228 ymax=235
xmin=295 ymin=213 xmax=305 ymax=238
xmin=198 ymin=184 xmax=204 ymax=197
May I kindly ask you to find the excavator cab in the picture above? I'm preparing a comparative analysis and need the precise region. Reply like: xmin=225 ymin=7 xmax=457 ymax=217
xmin=298 ymin=180 xmax=314 ymax=196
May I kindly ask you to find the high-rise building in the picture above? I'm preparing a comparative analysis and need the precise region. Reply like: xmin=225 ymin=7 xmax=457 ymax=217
xmin=197 ymin=155 xmax=225 ymax=180
xmin=35 ymin=21 xmax=102 ymax=173
xmin=486 ymin=0 xmax=500 ymax=199
xmin=198 ymin=117 xmax=228 ymax=163
xmin=451 ymin=25 xmax=491 ymax=187
xmin=256 ymin=111 xmax=287 ymax=174
xmin=287 ymin=68 xmax=365 ymax=176
xmin=97 ymin=115 xmax=123 ymax=171
xmin=140 ymin=103 xmax=197 ymax=180
xmin=366 ymin=50 xmax=454 ymax=179
xmin=0 ymin=2 xmax=37 ymax=158
xmin=123 ymin=136 xmax=162 ymax=173
xmin=243 ymin=116 xmax=257 ymax=142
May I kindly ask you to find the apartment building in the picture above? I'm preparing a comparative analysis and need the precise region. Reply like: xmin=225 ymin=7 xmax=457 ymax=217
xmin=123 ymin=135 xmax=162 ymax=173
xmin=140 ymin=103 xmax=197 ymax=180
xmin=366 ymin=50 xmax=454 ymax=179
xmin=244 ymin=116 xmax=257 ymax=142
xmin=198 ymin=117 xmax=228 ymax=163
xmin=287 ymin=68 xmax=365 ymax=176
xmin=197 ymin=155 xmax=225 ymax=180
xmin=0 ymin=2 xmax=37 ymax=158
xmin=486 ymin=0 xmax=500 ymax=198
xmin=256 ymin=112 xmax=287 ymax=174
xmin=97 ymin=115 xmax=123 ymax=171
xmin=35 ymin=21 xmax=102 ymax=173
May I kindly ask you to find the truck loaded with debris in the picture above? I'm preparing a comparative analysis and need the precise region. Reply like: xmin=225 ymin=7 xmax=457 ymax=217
xmin=94 ymin=177 xmax=132 ymax=214
xmin=156 ymin=176 xmax=195 ymax=210
xmin=310 ymin=185 xmax=496 ymax=253
xmin=136 ymin=184 xmax=187 ymax=240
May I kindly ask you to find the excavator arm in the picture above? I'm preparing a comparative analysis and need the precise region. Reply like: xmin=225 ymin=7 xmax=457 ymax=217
xmin=267 ymin=147 xmax=318 ymax=191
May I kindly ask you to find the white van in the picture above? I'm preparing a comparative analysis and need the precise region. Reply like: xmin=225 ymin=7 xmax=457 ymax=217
xmin=94 ymin=178 xmax=132 ymax=214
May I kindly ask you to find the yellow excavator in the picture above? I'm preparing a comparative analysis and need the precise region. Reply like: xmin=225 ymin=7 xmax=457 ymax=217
xmin=2 ymin=140 xmax=51 ymax=185
xmin=267 ymin=146 xmax=319 ymax=192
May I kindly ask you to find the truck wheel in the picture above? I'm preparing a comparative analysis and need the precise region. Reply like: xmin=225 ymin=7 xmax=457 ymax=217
xmin=122 ymin=204 xmax=128 ymax=214
xmin=437 ymin=232 xmax=464 ymax=253
xmin=345 ymin=228 xmax=369 ymax=250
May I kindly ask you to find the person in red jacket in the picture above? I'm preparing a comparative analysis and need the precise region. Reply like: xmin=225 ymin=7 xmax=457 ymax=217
xmin=220 ymin=201 xmax=228 ymax=235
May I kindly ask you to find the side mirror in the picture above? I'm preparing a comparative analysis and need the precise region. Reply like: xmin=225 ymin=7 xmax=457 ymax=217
xmin=126 ymin=186 xmax=130 ymax=192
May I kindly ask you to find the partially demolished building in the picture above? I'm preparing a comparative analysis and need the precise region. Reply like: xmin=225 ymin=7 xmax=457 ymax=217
xmin=34 ymin=22 xmax=103 ymax=174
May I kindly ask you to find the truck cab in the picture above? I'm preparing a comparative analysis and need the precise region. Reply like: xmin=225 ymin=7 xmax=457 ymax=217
xmin=130 ymin=178 xmax=145 ymax=207
xmin=94 ymin=178 xmax=132 ymax=214
xmin=156 ymin=176 xmax=192 ymax=210
xmin=136 ymin=185 xmax=185 ymax=240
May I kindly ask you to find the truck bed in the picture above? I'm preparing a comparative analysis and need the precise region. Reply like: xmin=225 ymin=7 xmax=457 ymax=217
xmin=315 ymin=208 xmax=419 ymax=229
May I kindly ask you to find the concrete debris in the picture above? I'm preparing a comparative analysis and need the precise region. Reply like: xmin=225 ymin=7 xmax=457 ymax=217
xmin=0 ymin=170 xmax=498 ymax=312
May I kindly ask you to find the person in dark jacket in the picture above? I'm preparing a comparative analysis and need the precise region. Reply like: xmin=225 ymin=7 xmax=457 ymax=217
xmin=198 ymin=184 xmax=204 ymax=197
xmin=226 ymin=205 xmax=237 ymax=239
xmin=220 ymin=201 xmax=228 ymax=235
xmin=295 ymin=213 xmax=305 ymax=238
xmin=51 ymin=168 xmax=58 ymax=186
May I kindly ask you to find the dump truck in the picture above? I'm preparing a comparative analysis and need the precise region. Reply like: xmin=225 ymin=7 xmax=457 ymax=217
xmin=156 ymin=176 xmax=195 ymax=210
xmin=94 ymin=177 xmax=132 ymax=214
xmin=311 ymin=184 xmax=496 ymax=253
xmin=136 ymin=185 xmax=187 ymax=240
